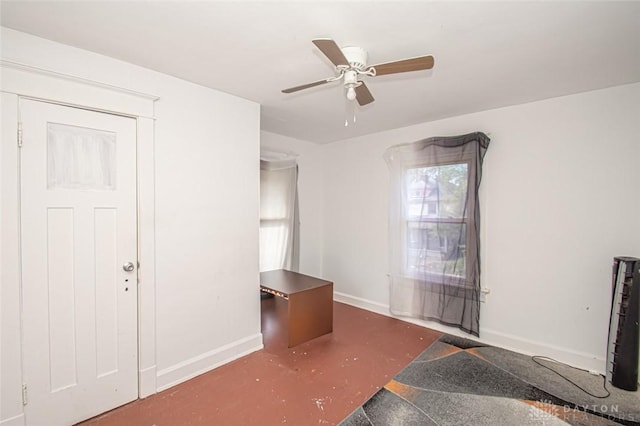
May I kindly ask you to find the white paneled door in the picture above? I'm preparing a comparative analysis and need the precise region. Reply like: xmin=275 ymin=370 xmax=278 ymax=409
xmin=20 ymin=99 xmax=138 ymax=425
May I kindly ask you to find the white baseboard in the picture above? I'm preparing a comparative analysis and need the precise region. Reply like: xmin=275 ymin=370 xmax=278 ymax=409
xmin=334 ymin=291 xmax=605 ymax=374
xmin=139 ymin=365 xmax=157 ymax=398
xmin=0 ymin=414 xmax=25 ymax=426
xmin=475 ymin=328 xmax=605 ymax=374
xmin=334 ymin=291 xmax=390 ymax=316
xmin=156 ymin=333 xmax=264 ymax=392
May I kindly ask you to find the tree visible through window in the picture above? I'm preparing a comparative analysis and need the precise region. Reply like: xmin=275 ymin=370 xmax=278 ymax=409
xmin=405 ymin=162 xmax=469 ymax=281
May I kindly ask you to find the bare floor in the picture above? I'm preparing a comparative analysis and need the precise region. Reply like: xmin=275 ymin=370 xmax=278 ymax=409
xmin=81 ymin=300 xmax=440 ymax=425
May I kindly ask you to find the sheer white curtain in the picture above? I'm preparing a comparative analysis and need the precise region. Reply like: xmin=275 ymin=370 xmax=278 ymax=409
xmin=259 ymin=158 xmax=299 ymax=272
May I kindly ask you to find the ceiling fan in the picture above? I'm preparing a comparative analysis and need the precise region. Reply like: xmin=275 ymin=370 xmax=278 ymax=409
xmin=282 ymin=39 xmax=435 ymax=106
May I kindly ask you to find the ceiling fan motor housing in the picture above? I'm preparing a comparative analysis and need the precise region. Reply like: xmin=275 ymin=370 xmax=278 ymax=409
xmin=341 ymin=46 xmax=368 ymax=70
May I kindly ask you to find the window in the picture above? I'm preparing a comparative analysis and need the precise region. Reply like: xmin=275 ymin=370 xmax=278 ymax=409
xmin=47 ymin=123 xmax=116 ymax=190
xmin=384 ymin=133 xmax=490 ymax=337
xmin=405 ymin=162 xmax=469 ymax=282
xmin=259 ymin=159 xmax=299 ymax=272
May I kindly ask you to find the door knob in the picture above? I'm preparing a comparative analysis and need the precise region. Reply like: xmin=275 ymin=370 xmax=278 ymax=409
xmin=123 ymin=262 xmax=135 ymax=272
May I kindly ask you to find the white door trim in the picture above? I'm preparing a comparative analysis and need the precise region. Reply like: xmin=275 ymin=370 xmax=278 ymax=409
xmin=0 ymin=59 xmax=158 ymax=119
xmin=1 ymin=59 xmax=159 ymax=105
xmin=136 ymin=114 xmax=157 ymax=398
xmin=1 ymin=61 xmax=158 ymax=425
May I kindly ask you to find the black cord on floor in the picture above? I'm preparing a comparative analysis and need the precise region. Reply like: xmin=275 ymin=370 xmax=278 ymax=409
xmin=531 ymin=355 xmax=611 ymax=399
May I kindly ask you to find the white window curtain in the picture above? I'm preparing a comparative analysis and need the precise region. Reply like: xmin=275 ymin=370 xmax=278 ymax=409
xmin=384 ymin=132 xmax=490 ymax=336
xmin=259 ymin=158 xmax=300 ymax=272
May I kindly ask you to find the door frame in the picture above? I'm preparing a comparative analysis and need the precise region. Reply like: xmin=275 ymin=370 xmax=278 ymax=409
xmin=1 ymin=59 xmax=159 ymax=425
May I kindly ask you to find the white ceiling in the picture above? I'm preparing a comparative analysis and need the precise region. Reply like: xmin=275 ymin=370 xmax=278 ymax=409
xmin=2 ymin=1 xmax=639 ymax=144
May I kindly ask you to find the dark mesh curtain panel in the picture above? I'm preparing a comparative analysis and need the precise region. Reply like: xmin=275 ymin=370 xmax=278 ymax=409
xmin=384 ymin=132 xmax=490 ymax=336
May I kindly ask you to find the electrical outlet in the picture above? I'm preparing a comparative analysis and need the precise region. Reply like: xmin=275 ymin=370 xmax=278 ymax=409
xmin=480 ymin=287 xmax=490 ymax=303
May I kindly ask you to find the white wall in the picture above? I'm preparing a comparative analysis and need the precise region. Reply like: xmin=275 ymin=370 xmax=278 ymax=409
xmin=152 ymin=78 xmax=261 ymax=389
xmin=323 ymin=83 xmax=640 ymax=371
xmin=1 ymin=28 xmax=261 ymax=425
xmin=260 ymin=131 xmax=324 ymax=277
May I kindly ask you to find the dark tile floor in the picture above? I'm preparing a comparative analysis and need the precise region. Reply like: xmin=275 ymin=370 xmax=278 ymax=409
xmin=80 ymin=300 xmax=440 ymax=425
xmin=340 ymin=335 xmax=640 ymax=426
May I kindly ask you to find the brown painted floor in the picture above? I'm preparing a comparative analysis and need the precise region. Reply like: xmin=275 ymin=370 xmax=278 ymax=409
xmin=81 ymin=300 xmax=441 ymax=425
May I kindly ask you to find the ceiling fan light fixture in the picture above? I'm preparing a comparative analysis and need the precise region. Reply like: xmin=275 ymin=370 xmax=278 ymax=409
xmin=344 ymin=69 xmax=357 ymax=85
xmin=346 ymin=86 xmax=357 ymax=101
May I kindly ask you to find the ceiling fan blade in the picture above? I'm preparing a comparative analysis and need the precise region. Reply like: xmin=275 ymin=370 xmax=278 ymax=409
xmin=282 ymin=78 xmax=331 ymax=94
xmin=312 ymin=39 xmax=349 ymax=67
xmin=355 ymin=82 xmax=375 ymax=106
xmin=371 ymin=55 xmax=434 ymax=76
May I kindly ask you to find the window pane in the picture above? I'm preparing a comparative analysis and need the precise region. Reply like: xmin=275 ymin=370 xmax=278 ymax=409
xmin=406 ymin=221 xmax=467 ymax=278
xmin=47 ymin=123 xmax=116 ymax=190
xmin=405 ymin=163 xmax=468 ymax=219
